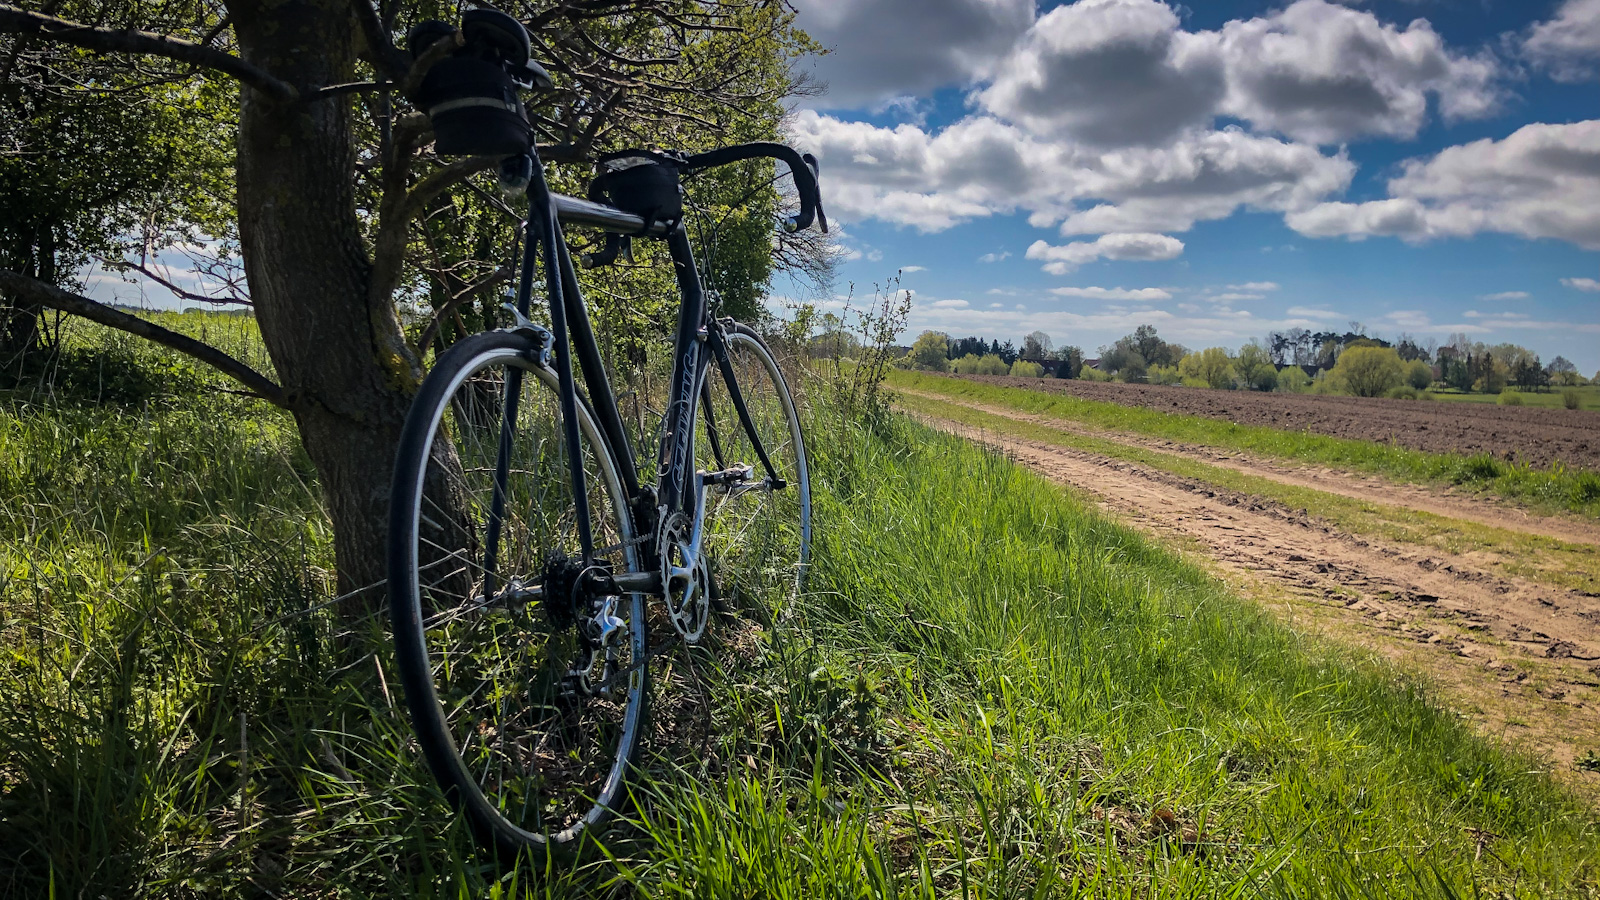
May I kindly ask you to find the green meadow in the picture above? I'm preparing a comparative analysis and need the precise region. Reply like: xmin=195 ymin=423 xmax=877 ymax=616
xmin=0 ymin=319 xmax=1595 ymax=897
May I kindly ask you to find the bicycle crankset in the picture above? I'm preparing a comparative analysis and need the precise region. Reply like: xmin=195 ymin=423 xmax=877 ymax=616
xmin=658 ymin=513 xmax=711 ymax=643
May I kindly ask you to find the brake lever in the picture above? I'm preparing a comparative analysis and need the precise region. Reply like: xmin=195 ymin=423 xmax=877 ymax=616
xmin=801 ymin=153 xmax=827 ymax=233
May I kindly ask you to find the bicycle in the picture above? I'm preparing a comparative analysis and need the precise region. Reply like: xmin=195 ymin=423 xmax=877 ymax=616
xmin=385 ymin=12 xmax=826 ymax=857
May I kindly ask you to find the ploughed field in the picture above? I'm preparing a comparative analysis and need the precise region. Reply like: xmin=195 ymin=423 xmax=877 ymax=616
xmin=961 ymin=374 xmax=1600 ymax=470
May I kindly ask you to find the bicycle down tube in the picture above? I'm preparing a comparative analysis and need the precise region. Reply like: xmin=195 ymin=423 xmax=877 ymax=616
xmin=495 ymin=157 xmax=712 ymax=572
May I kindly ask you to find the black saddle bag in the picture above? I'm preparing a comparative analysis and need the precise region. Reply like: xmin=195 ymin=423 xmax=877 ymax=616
xmin=409 ymin=7 xmax=534 ymax=157
xmin=415 ymin=57 xmax=530 ymax=157
xmin=586 ymin=151 xmax=684 ymax=232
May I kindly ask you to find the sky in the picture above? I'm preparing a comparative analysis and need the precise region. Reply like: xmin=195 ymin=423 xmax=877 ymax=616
xmin=784 ymin=0 xmax=1600 ymax=372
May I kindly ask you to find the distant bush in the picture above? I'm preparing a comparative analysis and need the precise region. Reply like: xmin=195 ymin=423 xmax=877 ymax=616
xmin=1179 ymin=347 xmax=1236 ymax=389
xmin=975 ymin=353 xmax=1009 ymax=375
xmin=1385 ymin=386 xmax=1419 ymax=400
xmin=1079 ymin=366 xmax=1112 ymax=382
xmin=1236 ymin=342 xmax=1278 ymax=391
xmin=1497 ymin=390 xmax=1524 ymax=406
xmin=1330 ymin=346 xmax=1404 ymax=397
xmin=950 ymin=353 xmax=981 ymax=374
xmin=1180 ymin=376 xmax=1210 ymax=388
xmin=1009 ymin=359 xmax=1044 ymax=378
xmin=1406 ymin=359 xmax=1433 ymax=391
xmin=1563 ymin=389 xmax=1582 ymax=410
xmin=1275 ymin=366 xmax=1312 ymax=393
xmin=1147 ymin=364 xmax=1182 ymax=385
xmin=910 ymin=331 xmax=950 ymax=372
xmin=1312 ymin=372 xmax=1346 ymax=395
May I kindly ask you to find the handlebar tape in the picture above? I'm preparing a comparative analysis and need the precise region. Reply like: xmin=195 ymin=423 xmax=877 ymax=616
xmin=683 ymin=142 xmax=827 ymax=233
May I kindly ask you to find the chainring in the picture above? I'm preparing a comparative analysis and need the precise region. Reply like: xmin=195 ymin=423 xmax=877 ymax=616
xmin=657 ymin=513 xmax=710 ymax=642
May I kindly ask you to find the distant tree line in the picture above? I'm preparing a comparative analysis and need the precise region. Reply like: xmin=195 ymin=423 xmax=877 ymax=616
xmin=901 ymin=329 xmax=1086 ymax=379
xmin=898 ymin=322 xmax=1593 ymax=403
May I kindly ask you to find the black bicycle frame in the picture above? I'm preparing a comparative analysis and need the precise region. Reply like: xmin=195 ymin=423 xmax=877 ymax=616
xmin=487 ymin=153 xmax=774 ymax=570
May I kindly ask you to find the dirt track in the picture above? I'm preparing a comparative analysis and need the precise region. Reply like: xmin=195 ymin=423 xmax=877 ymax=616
xmin=957 ymin=374 xmax=1600 ymax=471
xmin=907 ymin=397 xmax=1600 ymax=774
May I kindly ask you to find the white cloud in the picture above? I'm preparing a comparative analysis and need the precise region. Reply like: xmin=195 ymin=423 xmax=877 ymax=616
xmin=1563 ymin=277 xmax=1600 ymax=292
xmin=1285 ymin=120 xmax=1600 ymax=250
xmin=1227 ymin=281 xmax=1279 ymax=291
xmin=1382 ymin=309 xmax=1433 ymax=329
xmin=1522 ymin=0 xmax=1600 ymax=83
xmin=1285 ymin=306 xmax=1343 ymax=319
xmin=790 ymin=109 xmax=1353 ymax=234
xmin=1448 ymin=315 xmax=1600 ymax=334
xmin=1209 ymin=292 xmax=1264 ymax=302
xmin=1203 ymin=0 xmax=1500 ymax=145
xmin=978 ymin=251 xmax=1011 ymax=263
xmin=1049 ymin=128 xmax=1354 ymax=235
xmin=976 ymin=0 xmax=1225 ymax=146
xmin=929 ymin=298 xmax=970 ymax=309
xmin=1479 ymin=291 xmax=1531 ymax=301
xmin=900 ymin=265 xmax=926 ymax=273
xmin=792 ymin=0 xmax=1035 ymax=109
xmin=1025 ymin=232 xmax=1184 ymax=274
xmin=1049 ymin=285 xmax=1174 ymax=301
xmin=973 ymin=0 xmax=1497 ymax=149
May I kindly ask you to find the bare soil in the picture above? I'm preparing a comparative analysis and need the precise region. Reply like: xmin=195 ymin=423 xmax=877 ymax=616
xmin=899 ymin=388 xmax=1600 ymax=550
xmin=910 ymin=405 xmax=1600 ymax=777
xmin=957 ymin=374 xmax=1600 ymax=471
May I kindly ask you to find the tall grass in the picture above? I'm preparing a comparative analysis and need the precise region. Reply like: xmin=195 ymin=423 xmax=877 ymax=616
xmin=0 ymin=321 xmax=1595 ymax=896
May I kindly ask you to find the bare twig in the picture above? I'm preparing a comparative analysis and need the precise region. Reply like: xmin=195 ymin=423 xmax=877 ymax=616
xmin=0 ymin=3 xmax=297 ymax=101
xmin=415 ymin=265 xmax=512 ymax=355
xmin=0 ymin=269 xmax=288 ymax=408
xmin=105 ymin=259 xmax=253 ymax=308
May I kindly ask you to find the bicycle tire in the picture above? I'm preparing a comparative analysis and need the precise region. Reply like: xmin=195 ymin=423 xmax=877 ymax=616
xmin=694 ymin=324 xmax=812 ymax=618
xmin=388 ymin=329 xmax=648 ymax=856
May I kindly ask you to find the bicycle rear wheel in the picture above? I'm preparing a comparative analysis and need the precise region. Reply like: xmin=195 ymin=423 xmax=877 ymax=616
xmin=388 ymin=329 xmax=647 ymax=855
xmin=694 ymin=324 xmax=812 ymax=618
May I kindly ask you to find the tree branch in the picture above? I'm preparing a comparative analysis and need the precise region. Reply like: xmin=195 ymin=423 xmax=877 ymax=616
xmin=0 ymin=269 xmax=289 ymax=408
xmin=350 ymin=0 xmax=407 ymax=81
xmin=399 ymin=156 xmax=497 ymax=222
xmin=0 ymin=3 xmax=297 ymax=101
xmin=367 ymin=155 xmax=495 ymax=309
xmin=106 ymin=260 xmax=253 ymax=307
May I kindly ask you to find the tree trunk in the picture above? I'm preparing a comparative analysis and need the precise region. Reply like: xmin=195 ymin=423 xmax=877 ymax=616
xmin=1 ymin=223 xmax=50 ymax=374
xmin=231 ymin=0 xmax=421 ymax=614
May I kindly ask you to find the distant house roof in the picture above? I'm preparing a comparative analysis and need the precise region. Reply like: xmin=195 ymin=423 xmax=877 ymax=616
xmin=1083 ymin=358 xmax=1102 ymax=370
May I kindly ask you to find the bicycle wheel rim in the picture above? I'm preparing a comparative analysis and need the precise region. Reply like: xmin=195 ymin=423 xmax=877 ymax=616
xmin=694 ymin=326 xmax=812 ymax=616
xmin=388 ymin=333 xmax=647 ymax=851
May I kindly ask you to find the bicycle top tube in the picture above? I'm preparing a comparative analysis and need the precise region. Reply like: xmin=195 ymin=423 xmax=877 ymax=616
xmin=550 ymin=192 xmax=673 ymax=238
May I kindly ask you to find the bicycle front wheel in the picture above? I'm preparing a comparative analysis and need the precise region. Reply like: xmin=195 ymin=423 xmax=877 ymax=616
xmin=694 ymin=324 xmax=812 ymax=618
xmin=388 ymin=330 xmax=647 ymax=855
